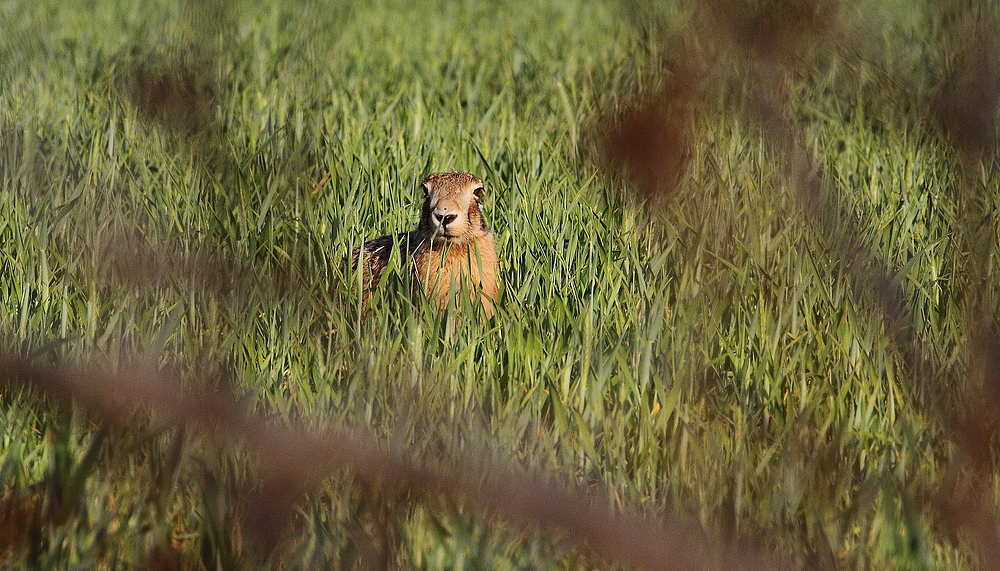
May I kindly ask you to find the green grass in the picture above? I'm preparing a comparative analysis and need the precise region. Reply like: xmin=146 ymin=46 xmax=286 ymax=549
xmin=1 ymin=0 xmax=998 ymax=568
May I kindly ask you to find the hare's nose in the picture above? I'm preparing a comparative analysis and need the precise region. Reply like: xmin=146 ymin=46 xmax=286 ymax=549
xmin=433 ymin=211 xmax=458 ymax=227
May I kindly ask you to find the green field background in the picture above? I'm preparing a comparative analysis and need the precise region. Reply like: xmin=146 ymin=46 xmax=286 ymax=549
xmin=1 ymin=0 xmax=997 ymax=568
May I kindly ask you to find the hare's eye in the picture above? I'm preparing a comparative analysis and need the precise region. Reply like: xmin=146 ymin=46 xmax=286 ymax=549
xmin=473 ymin=186 xmax=483 ymax=198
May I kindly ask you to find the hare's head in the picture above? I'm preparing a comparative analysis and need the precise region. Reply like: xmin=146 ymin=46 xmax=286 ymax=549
xmin=419 ymin=171 xmax=489 ymax=245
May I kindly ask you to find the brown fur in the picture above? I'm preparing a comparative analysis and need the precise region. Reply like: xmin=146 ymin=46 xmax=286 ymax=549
xmin=346 ymin=172 xmax=499 ymax=317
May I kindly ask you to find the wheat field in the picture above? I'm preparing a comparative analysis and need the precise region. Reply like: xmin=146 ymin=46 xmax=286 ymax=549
xmin=1 ymin=0 xmax=999 ymax=568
